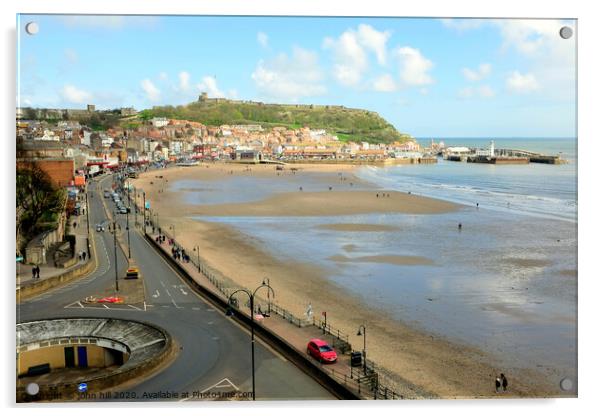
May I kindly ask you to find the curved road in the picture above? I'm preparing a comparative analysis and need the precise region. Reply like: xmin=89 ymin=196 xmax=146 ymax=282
xmin=17 ymin=173 xmax=334 ymax=401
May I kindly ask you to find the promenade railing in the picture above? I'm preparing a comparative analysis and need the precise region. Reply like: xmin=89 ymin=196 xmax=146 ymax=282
xmin=127 ymin=183 xmax=406 ymax=400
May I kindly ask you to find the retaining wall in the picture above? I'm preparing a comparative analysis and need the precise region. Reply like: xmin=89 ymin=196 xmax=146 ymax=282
xmin=144 ymin=233 xmax=360 ymax=400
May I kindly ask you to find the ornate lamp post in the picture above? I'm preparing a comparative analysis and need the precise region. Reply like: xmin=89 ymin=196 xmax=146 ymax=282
xmin=226 ymin=280 xmax=275 ymax=401
xmin=357 ymin=324 xmax=367 ymax=374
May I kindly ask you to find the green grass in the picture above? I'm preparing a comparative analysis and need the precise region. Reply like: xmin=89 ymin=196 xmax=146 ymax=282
xmin=144 ymin=100 xmax=412 ymax=144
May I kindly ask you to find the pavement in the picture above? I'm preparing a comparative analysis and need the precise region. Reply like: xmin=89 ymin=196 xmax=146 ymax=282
xmin=17 ymin=195 xmax=91 ymax=289
xmin=145 ymin=228 xmax=380 ymax=398
xmin=17 ymin=172 xmax=334 ymax=401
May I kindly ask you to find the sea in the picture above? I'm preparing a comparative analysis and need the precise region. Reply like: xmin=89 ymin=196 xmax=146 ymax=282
xmin=182 ymin=138 xmax=578 ymax=384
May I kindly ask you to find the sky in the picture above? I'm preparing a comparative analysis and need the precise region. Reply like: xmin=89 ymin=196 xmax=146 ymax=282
xmin=16 ymin=15 xmax=576 ymax=138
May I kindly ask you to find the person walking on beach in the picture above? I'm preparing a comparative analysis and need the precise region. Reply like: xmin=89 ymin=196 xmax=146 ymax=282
xmin=500 ymin=373 xmax=508 ymax=391
xmin=458 ymin=223 xmax=462 ymax=230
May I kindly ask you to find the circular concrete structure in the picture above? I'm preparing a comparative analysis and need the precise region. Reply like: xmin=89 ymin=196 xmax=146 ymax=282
xmin=17 ymin=318 xmax=173 ymax=402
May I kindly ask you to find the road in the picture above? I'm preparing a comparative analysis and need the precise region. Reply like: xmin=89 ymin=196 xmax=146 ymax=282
xmin=17 ymin=173 xmax=334 ymax=401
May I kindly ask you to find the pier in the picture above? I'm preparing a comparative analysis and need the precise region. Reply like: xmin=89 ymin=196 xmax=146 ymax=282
xmin=443 ymin=140 xmax=567 ymax=165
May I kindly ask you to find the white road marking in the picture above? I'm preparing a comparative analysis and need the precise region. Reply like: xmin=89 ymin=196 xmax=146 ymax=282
xmin=179 ymin=287 xmax=188 ymax=296
xmin=201 ymin=378 xmax=240 ymax=393
xmin=152 ymin=290 xmax=160 ymax=298
xmin=128 ymin=304 xmax=141 ymax=310
xmin=192 ymin=307 xmax=200 ymax=311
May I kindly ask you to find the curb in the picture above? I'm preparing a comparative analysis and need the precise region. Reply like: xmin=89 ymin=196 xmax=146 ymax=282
xmin=144 ymin=233 xmax=360 ymax=400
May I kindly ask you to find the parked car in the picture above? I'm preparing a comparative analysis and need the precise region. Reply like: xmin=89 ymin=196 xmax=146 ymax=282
xmin=119 ymin=207 xmax=127 ymax=214
xmin=306 ymin=339 xmax=337 ymax=363
xmin=96 ymin=224 xmax=105 ymax=232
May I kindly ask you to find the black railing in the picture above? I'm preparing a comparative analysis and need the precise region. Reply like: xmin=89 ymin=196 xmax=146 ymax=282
xmin=136 ymin=195 xmax=404 ymax=400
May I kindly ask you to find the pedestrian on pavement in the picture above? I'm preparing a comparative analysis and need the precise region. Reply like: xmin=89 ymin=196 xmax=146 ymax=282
xmin=82 ymin=251 xmax=87 ymax=261
xmin=495 ymin=376 xmax=502 ymax=393
xmin=31 ymin=266 xmax=36 ymax=280
xmin=35 ymin=265 xmax=40 ymax=279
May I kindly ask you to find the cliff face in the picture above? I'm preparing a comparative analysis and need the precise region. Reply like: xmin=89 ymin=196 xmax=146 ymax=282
xmin=143 ymin=100 xmax=412 ymax=144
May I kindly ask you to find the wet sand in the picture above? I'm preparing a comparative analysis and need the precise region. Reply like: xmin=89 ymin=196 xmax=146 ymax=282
xmin=189 ymin=190 xmax=458 ymax=217
xmin=329 ymin=254 xmax=435 ymax=266
xmin=133 ymin=162 xmax=561 ymax=398
xmin=317 ymin=223 xmax=401 ymax=232
xmin=503 ymin=258 xmax=552 ymax=268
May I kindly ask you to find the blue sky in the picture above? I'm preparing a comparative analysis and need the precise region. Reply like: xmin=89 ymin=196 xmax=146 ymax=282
xmin=17 ymin=15 xmax=576 ymax=138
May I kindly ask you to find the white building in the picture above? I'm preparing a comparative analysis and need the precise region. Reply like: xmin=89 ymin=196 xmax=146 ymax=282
xmin=475 ymin=140 xmax=495 ymax=157
xmin=35 ymin=129 xmax=59 ymax=141
xmin=169 ymin=140 xmax=183 ymax=155
xmin=151 ymin=117 xmax=169 ymax=128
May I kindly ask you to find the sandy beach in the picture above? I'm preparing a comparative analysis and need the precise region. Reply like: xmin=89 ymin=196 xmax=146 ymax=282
xmin=133 ymin=162 xmax=561 ymax=398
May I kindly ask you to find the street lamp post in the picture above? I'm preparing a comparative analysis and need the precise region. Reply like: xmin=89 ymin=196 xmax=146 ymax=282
xmin=126 ymin=206 xmax=131 ymax=259
xmin=226 ymin=281 xmax=275 ymax=401
xmin=357 ymin=324 xmax=367 ymax=375
xmin=133 ymin=187 xmax=137 ymax=226
xmin=142 ymin=191 xmax=146 ymax=234
xmin=85 ymin=187 xmax=90 ymax=235
xmin=266 ymin=277 xmax=271 ymax=314
xmin=112 ymin=214 xmax=119 ymax=292
xmin=193 ymin=246 xmax=201 ymax=273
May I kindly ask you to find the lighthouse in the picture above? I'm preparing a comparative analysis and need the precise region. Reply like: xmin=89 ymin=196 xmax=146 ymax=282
xmin=489 ymin=140 xmax=495 ymax=157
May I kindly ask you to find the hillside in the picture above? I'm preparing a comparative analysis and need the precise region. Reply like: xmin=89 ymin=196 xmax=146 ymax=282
xmin=139 ymin=99 xmax=412 ymax=144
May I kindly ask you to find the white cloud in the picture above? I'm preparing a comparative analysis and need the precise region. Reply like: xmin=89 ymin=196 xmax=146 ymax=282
xmin=357 ymin=24 xmax=391 ymax=65
xmin=323 ymin=24 xmax=391 ymax=86
xmin=59 ymin=15 xmax=159 ymax=30
xmin=141 ymin=79 xmax=161 ymax=101
xmin=257 ymin=32 xmax=269 ymax=48
xmin=443 ymin=19 xmax=575 ymax=100
xmin=395 ymin=46 xmax=434 ymax=86
xmin=228 ymin=89 xmax=239 ymax=99
xmin=372 ymin=74 xmax=397 ymax=92
xmin=462 ymin=63 xmax=492 ymax=81
xmin=324 ymin=31 xmax=367 ymax=86
xmin=196 ymin=76 xmax=226 ymax=98
xmin=506 ymin=71 xmax=539 ymax=93
xmin=61 ymin=84 xmax=92 ymax=104
xmin=440 ymin=18 xmax=486 ymax=31
xmin=251 ymin=47 xmax=326 ymax=101
xmin=178 ymin=71 xmax=190 ymax=91
xmin=495 ymin=20 xmax=574 ymax=59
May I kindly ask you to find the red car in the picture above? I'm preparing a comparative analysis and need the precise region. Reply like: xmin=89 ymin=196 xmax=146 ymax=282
xmin=307 ymin=338 xmax=338 ymax=363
